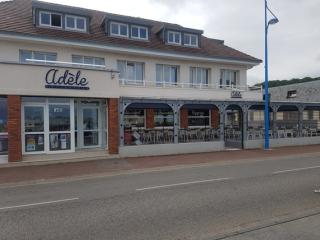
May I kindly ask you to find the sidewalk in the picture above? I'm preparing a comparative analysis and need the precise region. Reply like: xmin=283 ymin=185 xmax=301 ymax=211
xmin=1 ymin=145 xmax=320 ymax=185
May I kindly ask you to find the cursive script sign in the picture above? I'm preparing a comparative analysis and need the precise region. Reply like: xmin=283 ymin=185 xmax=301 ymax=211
xmin=231 ymin=90 xmax=242 ymax=99
xmin=45 ymin=69 xmax=89 ymax=90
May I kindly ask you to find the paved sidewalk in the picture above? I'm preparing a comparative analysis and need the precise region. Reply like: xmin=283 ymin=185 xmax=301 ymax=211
xmin=1 ymin=145 xmax=320 ymax=185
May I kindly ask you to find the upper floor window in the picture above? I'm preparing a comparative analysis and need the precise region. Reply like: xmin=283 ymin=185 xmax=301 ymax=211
xmin=184 ymin=34 xmax=198 ymax=47
xmin=156 ymin=64 xmax=179 ymax=85
xmin=39 ymin=11 xmax=62 ymax=28
xmin=118 ymin=60 xmax=144 ymax=85
xmin=72 ymin=55 xmax=105 ymax=68
xmin=190 ymin=67 xmax=210 ymax=87
xmin=167 ymin=31 xmax=181 ymax=45
xmin=65 ymin=15 xmax=86 ymax=32
xmin=131 ymin=25 xmax=148 ymax=40
xmin=287 ymin=90 xmax=297 ymax=99
xmin=220 ymin=69 xmax=239 ymax=87
xmin=20 ymin=50 xmax=57 ymax=64
xmin=110 ymin=22 xmax=129 ymax=37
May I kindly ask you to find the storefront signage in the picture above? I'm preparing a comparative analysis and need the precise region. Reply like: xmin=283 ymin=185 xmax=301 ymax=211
xmin=231 ymin=90 xmax=242 ymax=98
xmin=45 ymin=69 xmax=89 ymax=90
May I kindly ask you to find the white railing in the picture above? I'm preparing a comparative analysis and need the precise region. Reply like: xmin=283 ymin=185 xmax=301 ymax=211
xmin=119 ymin=79 xmax=262 ymax=92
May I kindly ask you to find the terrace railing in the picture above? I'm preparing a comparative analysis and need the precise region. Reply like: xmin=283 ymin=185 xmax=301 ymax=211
xmin=119 ymin=79 xmax=263 ymax=92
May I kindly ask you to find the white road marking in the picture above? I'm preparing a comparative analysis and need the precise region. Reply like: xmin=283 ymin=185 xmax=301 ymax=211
xmin=136 ymin=178 xmax=230 ymax=191
xmin=273 ymin=165 xmax=320 ymax=174
xmin=0 ymin=198 xmax=79 ymax=211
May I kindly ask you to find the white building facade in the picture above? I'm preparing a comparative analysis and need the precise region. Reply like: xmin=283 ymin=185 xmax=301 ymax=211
xmin=2 ymin=0 xmax=317 ymax=164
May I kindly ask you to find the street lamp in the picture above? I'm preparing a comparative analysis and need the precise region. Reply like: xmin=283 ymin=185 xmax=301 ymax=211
xmin=264 ymin=0 xmax=279 ymax=150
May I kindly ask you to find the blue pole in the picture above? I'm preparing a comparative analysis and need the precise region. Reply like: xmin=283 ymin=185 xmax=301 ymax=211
xmin=264 ymin=0 xmax=270 ymax=150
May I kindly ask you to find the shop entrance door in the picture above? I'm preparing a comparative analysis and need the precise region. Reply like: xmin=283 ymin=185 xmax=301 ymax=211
xmin=80 ymin=106 xmax=101 ymax=148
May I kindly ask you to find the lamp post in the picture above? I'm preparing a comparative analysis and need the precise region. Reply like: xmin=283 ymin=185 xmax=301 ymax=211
xmin=264 ymin=0 xmax=278 ymax=150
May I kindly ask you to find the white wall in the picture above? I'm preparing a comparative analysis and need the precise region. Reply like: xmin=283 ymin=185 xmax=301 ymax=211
xmin=0 ymin=63 xmax=118 ymax=98
xmin=244 ymin=137 xmax=320 ymax=149
xmin=119 ymin=141 xmax=225 ymax=157
xmin=0 ymin=39 xmax=261 ymax=101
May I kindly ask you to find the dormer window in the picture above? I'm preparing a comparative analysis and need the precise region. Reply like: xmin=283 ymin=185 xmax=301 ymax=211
xmin=168 ymin=31 xmax=181 ymax=45
xmin=65 ymin=15 xmax=86 ymax=32
xmin=131 ymin=25 xmax=148 ymax=40
xmin=184 ymin=33 xmax=198 ymax=47
xmin=40 ymin=11 xmax=62 ymax=28
xmin=110 ymin=22 xmax=129 ymax=37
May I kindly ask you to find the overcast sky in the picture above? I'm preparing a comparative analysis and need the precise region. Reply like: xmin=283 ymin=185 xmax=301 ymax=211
xmin=30 ymin=0 xmax=320 ymax=85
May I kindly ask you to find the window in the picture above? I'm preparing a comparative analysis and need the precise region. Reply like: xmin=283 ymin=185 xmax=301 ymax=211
xmin=66 ymin=15 xmax=86 ymax=32
xmin=167 ymin=31 xmax=181 ymax=45
xmin=184 ymin=34 xmax=198 ymax=47
xmin=124 ymin=109 xmax=145 ymax=128
xmin=22 ymin=98 xmax=74 ymax=154
xmin=39 ymin=11 xmax=62 ymax=28
xmin=131 ymin=25 xmax=148 ymax=40
xmin=24 ymin=106 xmax=45 ymax=153
xmin=110 ymin=22 xmax=128 ymax=37
xmin=117 ymin=60 xmax=144 ymax=85
xmin=72 ymin=55 xmax=105 ymax=68
xmin=20 ymin=50 xmax=57 ymax=64
xmin=156 ymin=64 xmax=179 ymax=86
xmin=220 ymin=69 xmax=238 ymax=87
xmin=154 ymin=109 xmax=174 ymax=127
xmin=188 ymin=109 xmax=210 ymax=127
xmin=0 ymin=98 xmax=8 ymax=157
xmin=287 ymin=90 xmax=297 ymax=98
xmin=190 ymin=67 xmax=210 ymax=87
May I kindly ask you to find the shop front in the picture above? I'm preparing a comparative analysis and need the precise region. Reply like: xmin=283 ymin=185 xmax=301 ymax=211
xmin=0 ymin=62 xmax=119 ymax=163
xmin=22 ymin=97 xmax=107 ymax=156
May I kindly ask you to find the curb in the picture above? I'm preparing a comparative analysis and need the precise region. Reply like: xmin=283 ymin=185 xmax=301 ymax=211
xmin=0 ymin=155 xmax=120 ymax=169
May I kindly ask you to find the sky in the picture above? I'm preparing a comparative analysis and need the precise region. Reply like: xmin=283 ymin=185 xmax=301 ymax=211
xmin=15 ymin=0 xmax=320 ymax=85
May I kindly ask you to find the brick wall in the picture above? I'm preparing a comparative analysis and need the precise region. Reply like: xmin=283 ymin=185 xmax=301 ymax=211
xmin=108 ymin=98 xmax=119 ymax=154
xmin=146 ymin=109 xmax=154 ymax=129
xmin=8 ymin=95 xmax=22 ymax=162
xmin=180 ymin=108 xmax=188 ymax=129
xmin=211 ymin=109 xmax=220 ymax=128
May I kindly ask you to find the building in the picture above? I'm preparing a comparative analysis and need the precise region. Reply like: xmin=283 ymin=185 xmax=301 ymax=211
xmin=269 ymin=80 xmax=320 ymax=102
xmin=1 ymin=0 xmax=319 ymax=164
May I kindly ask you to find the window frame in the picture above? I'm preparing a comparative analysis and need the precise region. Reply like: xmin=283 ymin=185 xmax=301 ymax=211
xmin=190 ymin=67 xmax=210 ymax=87
xmin=167 ymin=31 xmax=182 ymax=45
xmin=156 ymin=64 xmax=179 ymax=85
xmin=20 ymin=49 xmax=57 ymax=65
xmin=124 ymin=109 xmax=146 ymax=129
xmin=187 ymin=109 xmax=211 ymax=128
xmin=131 ymin=25 xmax=149 ymax=40
xmin=154 ymin=109 xmax=174 ymax=128
xmin=117 ymin=60 xmax=145 ymax=84
xmin=110 ymin=21 xmax=129 ymax=38
xmin=184 ymin=33 xmax=198 ymax=47
xmin=287 ymin=90 xmax=297 ymax=99
xmin=220 ymin=69 xmax=239 ymax=88
xmin=72 ymin=55 xmax=105 ymax=68
xmin=39 ymin=11 xmax=63 ymax=29
xmin=65 ymin=15 xmax=87 ymax=32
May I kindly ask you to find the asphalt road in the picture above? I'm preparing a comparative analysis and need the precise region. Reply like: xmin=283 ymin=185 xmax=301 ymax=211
xmin=0 ymin=153 xmax=320 ymax=240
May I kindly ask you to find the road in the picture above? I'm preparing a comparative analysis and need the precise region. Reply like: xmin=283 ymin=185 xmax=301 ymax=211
xmin=0 ymin=153 xmax=320 ymax=240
